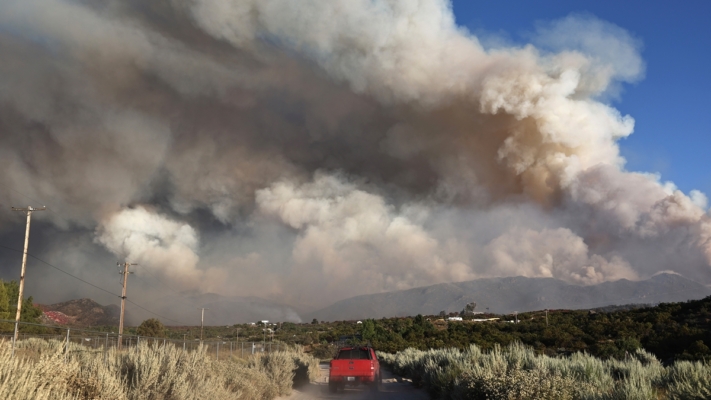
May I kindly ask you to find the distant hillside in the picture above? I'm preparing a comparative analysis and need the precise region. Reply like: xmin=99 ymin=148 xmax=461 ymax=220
xmin=38 ymin=298 xmax=120 ymax=326
xmin=138 ymin=293 xmax=303 ymax=326
xmin=38 ymin=293 xmax=304 ymax=327
xmin=305 ymin=273 xmax=711 ymax=322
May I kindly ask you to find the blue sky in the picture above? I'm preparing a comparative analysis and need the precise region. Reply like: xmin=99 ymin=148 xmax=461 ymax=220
xmin=452 ymin=0 xmax=711 ymax=198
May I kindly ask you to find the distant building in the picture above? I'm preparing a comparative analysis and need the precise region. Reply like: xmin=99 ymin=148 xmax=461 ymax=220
xmin=447 ymin=316 xmax=463 ymax=321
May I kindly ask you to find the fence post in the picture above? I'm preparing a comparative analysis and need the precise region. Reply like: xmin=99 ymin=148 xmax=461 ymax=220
xmin=241 ymin=342 xmax=244 ymax=357
xmin=104 ymin=333 xmax=108 ymax=364
xmin=11 ymin=326 xmax=16 ymax=357
xmin=230 ymin=341 xmax=233 ymax=357
xmin=65 ymin=328 xmax=70 ymax=362
xmin=163 ymin=338 xmax=166 ymax=347
xmin=217 ymin=341 xmax=220 ymax=360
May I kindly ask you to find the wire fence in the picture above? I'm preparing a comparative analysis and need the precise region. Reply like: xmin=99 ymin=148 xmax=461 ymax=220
xmin=0 ymin=319 xmax=286 ymax=360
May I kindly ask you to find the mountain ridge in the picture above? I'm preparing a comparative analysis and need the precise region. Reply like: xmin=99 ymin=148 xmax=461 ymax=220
xmin=304 ymin=273 xmax=711 ymax=322
xmin=37 ymin=298 xmax=120 ymax=326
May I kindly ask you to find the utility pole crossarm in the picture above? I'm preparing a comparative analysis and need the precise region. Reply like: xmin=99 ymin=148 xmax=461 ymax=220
xmin=11 ymin=206 xmax=46 ymax=212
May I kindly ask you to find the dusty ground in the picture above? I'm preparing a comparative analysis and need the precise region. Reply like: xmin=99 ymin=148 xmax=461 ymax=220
xmin=278 ymin=362 xmax=429 ymax=400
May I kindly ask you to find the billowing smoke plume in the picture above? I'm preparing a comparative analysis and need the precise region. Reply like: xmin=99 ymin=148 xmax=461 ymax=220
xmin=96 ymin=206 xmax=202 ymax=288
xmin=0 ymin=0 xmax=709 ymax=318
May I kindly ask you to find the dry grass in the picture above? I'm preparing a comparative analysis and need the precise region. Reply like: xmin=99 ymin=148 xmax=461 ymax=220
xmin=0 ymin=338 xmax=319 ymax=400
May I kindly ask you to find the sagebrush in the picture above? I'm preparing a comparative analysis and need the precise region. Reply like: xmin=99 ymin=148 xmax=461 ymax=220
xmin=0 ymin=338 xmax=319 ymax=399
xmin=378 ymin=342 xmax=711 ymax=400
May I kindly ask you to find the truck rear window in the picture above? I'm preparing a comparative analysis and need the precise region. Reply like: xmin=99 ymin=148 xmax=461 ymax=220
xmin=336 ymin=348 xmax=371 ymax=360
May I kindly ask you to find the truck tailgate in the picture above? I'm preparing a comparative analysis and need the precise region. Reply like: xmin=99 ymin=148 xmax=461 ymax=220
xmin=330 ymin=359 xmax=374 ymax=377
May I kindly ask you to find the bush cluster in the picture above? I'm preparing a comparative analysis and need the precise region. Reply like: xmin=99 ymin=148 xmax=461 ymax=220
xmin=378 ymin=342 xmax=711 ymax=400
xmin=0 ymin=338 xmax=319 ymax=399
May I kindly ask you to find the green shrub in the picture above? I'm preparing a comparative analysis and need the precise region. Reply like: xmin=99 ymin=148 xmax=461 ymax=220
xmin=666 ymin=360 xmax=711 ymax=400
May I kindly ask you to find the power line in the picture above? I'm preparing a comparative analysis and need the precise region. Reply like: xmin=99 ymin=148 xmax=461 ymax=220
xmin=137 ymin=268 xmax=205 ymax=313
xmin=0 ymin=245 xmax=189 ymax=325
xmin=125 ymin=299 xmax=187 ymax=325
xmin=139 ymin=267 xmax=182 ymax=294
xmin=132 ymin=270 xmax=221 ymax=328
xmin=0 ymin=244 xmax=120 ymax=298
xmin=6 ymin=187 xmax=55 ymax=214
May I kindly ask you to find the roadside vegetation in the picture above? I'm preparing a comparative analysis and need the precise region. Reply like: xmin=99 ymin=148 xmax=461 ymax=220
xmin=315 ymin=296 xmax=711 ymax=364
xmin=378 ymin=342 xmax=711 ymax=400
xmin=4 ymin=290 xmax=710 ymax=364
xmin=134 ymin=295 xmax=710 ymax=364
xmin=3 ymin=282 xmax=710 ymax=398
xmin=0 ymin=338 xmax=319 ymax=399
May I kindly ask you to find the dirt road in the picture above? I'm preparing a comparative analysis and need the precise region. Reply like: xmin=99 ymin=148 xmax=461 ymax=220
xmin=278 ymin=363 xmax=429 ymax=400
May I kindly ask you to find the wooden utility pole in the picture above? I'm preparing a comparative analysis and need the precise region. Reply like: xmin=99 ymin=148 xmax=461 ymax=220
xmin=117 ymin=261 xmax=137 ymax=350
xmin=11 ymin=206 xmax=45 ymax=344
xmin=198 ymin=308 xmax=209 ymax=343
xmin=545 ymin=309 xmax=549 ymax=326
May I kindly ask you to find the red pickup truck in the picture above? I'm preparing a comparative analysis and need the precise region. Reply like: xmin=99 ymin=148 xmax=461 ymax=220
xmin=328 ymin=346 xmax=382 ymax=393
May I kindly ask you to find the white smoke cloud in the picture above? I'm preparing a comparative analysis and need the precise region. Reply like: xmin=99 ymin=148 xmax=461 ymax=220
xmin=95 ymin=207 xmax=202 ymax=288
xmin=188 ymin=0 xmax=484 ymax=104
xmin=485 ymin=227 xmax=637 ymax=285
xmin=256 ymin=173 xmax=473 ymax=303
xmin=690 ymin=190 xmax=709 ymax=210
xmin=532 ymin=13 xmax=645 ymax=96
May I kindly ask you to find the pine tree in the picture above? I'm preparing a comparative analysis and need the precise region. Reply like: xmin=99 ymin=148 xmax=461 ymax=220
xmin=0 ymin=280 xmax=12 ymax=331
xmin=0 ymin=280 xmax=9 ymax=319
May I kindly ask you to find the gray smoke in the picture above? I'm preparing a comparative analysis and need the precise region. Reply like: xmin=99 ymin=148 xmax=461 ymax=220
xmin=0 ymin=0 xmax=709 ymax=321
